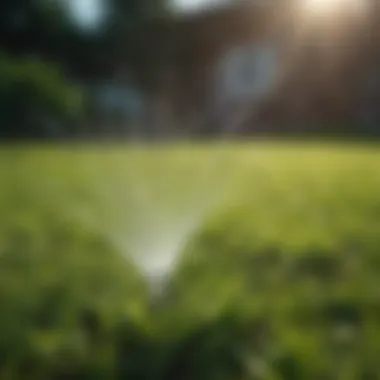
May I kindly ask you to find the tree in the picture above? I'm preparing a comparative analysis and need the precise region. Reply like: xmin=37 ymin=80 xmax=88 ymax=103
xmin=0 ymin=0 xmax=74 ymax=59
xmin=0 ymin=55 xmax=84 ymax=139
xmin=0 ymin=0 xmax=92 ymax=138
xmin=100 ymin=0 xmax=173 ymax=85
xmin=0 ymin=0 xmax=173 ymax=139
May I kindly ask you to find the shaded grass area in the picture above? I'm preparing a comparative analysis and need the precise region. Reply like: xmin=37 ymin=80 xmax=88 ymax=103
xmin=0 ymin=141 xmax=379 ymax=379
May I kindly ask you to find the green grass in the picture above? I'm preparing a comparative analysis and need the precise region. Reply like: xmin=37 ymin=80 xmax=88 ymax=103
xmin=0 ymin=141 xmax=379 ymax=379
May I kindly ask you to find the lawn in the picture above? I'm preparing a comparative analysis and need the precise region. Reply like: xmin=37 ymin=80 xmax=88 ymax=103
xmin=0 ymin=141 xmax=379 ymax=379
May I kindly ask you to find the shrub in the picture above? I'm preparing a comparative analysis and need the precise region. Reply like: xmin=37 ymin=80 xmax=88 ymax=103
xmin=0 ymin=54 xmax=84 ymax=139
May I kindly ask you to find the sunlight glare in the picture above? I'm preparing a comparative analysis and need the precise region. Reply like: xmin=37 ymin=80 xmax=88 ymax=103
xmin=302 ymin=0 xmax=366 ymax=16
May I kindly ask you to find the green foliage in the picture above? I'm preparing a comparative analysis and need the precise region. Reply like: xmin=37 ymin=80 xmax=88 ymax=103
xmin=0 ymin=0 xmax=74 ymax=56
xmin=0 ymin=55 xmax=84 ymax=138
xmin=0 ymin=143 xmax=379 ymax=379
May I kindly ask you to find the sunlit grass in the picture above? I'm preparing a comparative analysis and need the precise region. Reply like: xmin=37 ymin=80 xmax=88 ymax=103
xmin=0 ymin=141 xmax=379 ymax=379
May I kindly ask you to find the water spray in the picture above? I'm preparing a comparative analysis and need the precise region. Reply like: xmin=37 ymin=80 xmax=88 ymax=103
xmin=71 ymin=146 xmax=235 ymax=307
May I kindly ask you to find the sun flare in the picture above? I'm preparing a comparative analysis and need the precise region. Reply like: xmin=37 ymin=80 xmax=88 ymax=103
xmin=302 ymin=0 xmax=366 ymax=16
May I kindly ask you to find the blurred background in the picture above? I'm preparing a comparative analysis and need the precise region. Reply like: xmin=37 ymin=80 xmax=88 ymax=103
xmin=2 ymin=0 xmax=380 ymax=140
xmin=1 ymin=1 xmax=380 ymax=379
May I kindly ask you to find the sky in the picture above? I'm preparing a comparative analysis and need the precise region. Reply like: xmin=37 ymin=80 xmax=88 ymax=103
xmin=67 ymin=0 xmax=104 ymax=27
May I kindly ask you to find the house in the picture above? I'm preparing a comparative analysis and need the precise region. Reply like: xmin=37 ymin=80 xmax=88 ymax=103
xmin=119 ymin=0 xmax=380 ymax=138
xmin=166 ymin=0 xmax=380 ymax=136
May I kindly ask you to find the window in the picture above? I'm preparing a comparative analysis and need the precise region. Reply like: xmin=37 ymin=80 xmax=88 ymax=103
xmin=221 ymin=42 xmax=279 ymax=101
